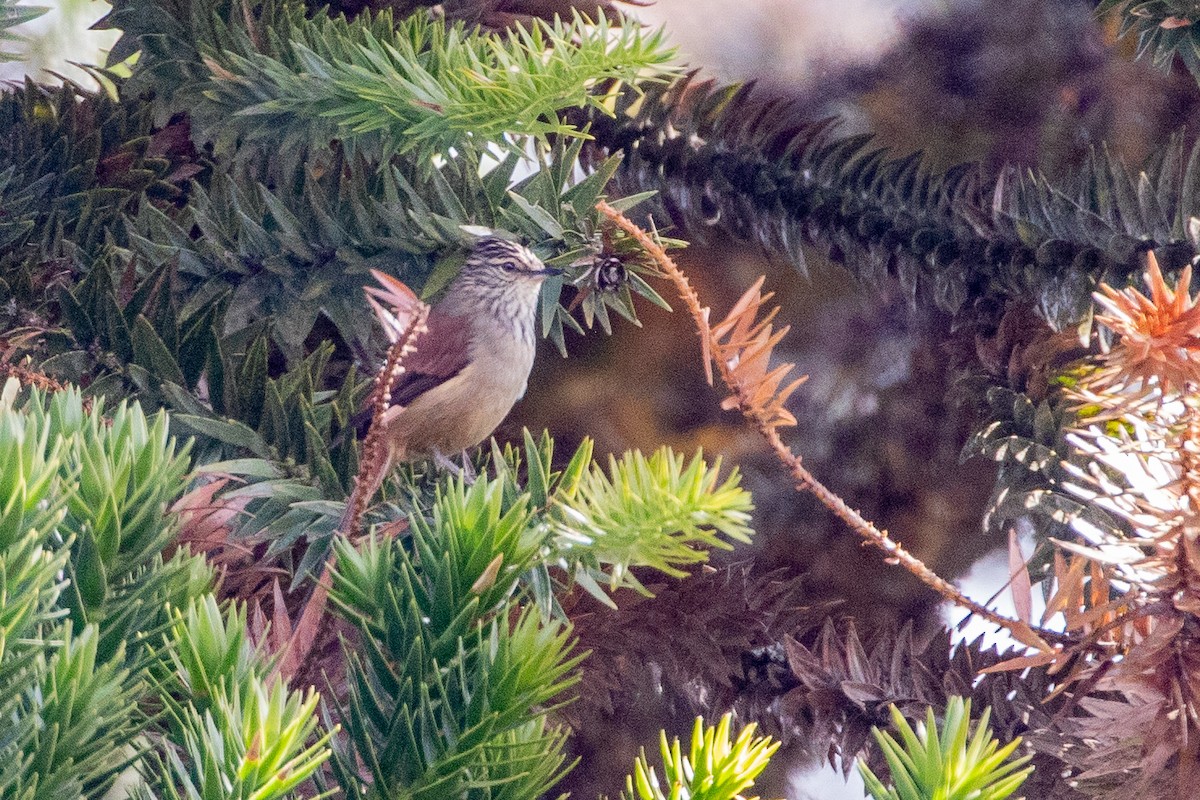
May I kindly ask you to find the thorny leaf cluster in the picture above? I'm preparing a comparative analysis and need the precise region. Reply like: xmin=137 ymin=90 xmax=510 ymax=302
xmin=620 ymin=714 xmax=779 ymax=800
xmin=858 ymin=698 xmax=1032 ymax=800
xmin=579 ymin=74 xmax=1200 ymax=334
xmin=882 ymin=250 xmax=1200 ymax=796
xmin=996 ymin=252 xmax=1200 ymax=797
xmin=1098 ymin=0 xmax=1200 ymax=84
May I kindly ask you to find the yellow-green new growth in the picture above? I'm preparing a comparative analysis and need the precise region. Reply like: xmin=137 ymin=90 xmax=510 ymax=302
xmin=859 ymin=697 xmax=1033 ymax=800
xmin=622 ymin=713 xmax=780 ymax=800
xmin=550 ymin=447 xmax=754 ymax=595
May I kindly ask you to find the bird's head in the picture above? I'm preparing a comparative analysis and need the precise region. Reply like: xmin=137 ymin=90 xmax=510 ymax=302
xmin=461 ymin=236 xmax=560 ymax=285
xmin=446 ymin=236 xmax=562 ymax=320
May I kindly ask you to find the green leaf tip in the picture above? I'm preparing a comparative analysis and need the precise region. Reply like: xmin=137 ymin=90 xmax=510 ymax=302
xmin=621 ymin=712 xmax=781 ymax=800
xmin=859 ymin=696 xmax=1034 ymax=800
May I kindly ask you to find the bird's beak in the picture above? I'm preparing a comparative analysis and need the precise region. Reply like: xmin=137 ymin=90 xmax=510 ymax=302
xmin=535 ymin=267 xmax=565 ymax=277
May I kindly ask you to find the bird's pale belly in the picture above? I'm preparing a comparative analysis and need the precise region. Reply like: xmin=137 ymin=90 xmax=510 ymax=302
xmin=385 ymin=354 xmax=531 ymax=460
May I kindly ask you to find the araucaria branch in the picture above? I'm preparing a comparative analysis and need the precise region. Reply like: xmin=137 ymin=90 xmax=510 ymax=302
xmin=597 ymin=200 xmax=1059 ymax=649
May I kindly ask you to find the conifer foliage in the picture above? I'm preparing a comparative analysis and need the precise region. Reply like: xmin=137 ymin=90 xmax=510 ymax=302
xmin=4 ymin=0 xmax=1200 ymax=798
xmin=1 ymin=1 xmax=777 ymax=797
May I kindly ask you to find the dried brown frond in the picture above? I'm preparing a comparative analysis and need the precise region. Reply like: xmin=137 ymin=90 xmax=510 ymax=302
xmin=174 ymin=476 xmax=333 ymax=685
xmin=1053 ymin=691 xmax=1186 ymax=799
xmin=982 ymin=397 xmax=1200 ymax=782
xmin=1092 ymin=250 xmax=1200 ymax=396
xmin=0 ymin=359 xmax=96 ymax=414
xmin=710 ymin=277 xmax=808 ymax=430
xmin=1020 ymin=359 xmax=1200 ymax=790
xmin=246 ymin=581 xmax=297 ymax=664
xmin=596 ymin=200 xmax=1063 ymax=649
xmin=172 ymin=477 xmax=254 ymax=566
xmin=1031 ymin=602 xmax=1200 ymax=798
xmin=363 ymin=268 xmax=425 ymax=341
xmin=171 ymin=476 xmax=295 ymax=618
xmin=982 ymin=551 xmax=1137 ymax=694
xmin=0 ymin=359 xmax=69 ymax=394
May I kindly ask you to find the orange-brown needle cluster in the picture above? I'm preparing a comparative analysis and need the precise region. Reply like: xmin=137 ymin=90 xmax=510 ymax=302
xmin=1093 ymin=251 xmax=1200 ymax=395
xmin=710 ymin=277 xmax=808 ymax=430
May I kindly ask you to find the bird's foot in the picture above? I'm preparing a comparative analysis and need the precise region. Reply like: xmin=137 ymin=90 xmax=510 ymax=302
xmin=431 ymin=448 xmax=477 ymax=484
xmin=459 ymin=450 xmax=477 ymax=484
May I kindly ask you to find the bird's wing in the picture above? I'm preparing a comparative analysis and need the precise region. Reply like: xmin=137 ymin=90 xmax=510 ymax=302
xmin=385 ymin=306 xmax=472 ymax=408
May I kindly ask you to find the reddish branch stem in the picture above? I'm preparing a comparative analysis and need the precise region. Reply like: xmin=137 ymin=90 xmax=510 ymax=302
xmin=281 ymin=299 xmax=429 ymax=683
xmin=344 ymin=303 xmax=430 ymax=538
xmin=1 ymin=360 xmax=96 ymax=414
xmin=597 ymin=200 xmax=1058 ymax=649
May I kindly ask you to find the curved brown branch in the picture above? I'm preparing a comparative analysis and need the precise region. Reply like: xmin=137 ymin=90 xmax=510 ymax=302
xmin=0 ymin=360 xmax=96 ymax=415
xmin=597 ymin=200 xmax=1059 ymax=651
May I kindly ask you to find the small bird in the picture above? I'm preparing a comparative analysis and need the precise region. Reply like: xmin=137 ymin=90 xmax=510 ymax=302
xmin=354 ymin=236 xmax=561 ymax=499
xmin=286 ymin=236 xmax=560 ymax=679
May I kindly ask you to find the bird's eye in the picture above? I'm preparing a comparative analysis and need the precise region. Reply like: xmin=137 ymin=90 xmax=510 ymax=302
xmin=501 ymin=261 xmax=518 ymax=272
